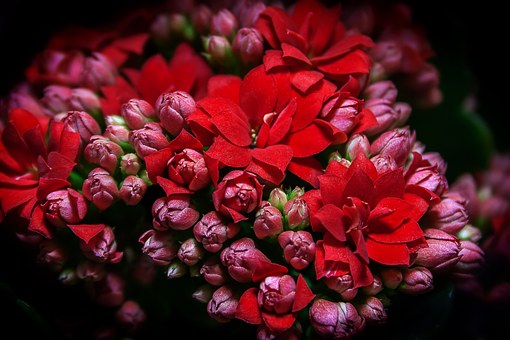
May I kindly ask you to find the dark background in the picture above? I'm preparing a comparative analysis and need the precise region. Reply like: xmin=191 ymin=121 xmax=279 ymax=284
xmin=1 ymin=1 xmax=508 ymax=339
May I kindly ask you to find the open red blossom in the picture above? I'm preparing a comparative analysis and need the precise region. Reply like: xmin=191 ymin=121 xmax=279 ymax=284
xmin=254 ymin=0 xmax=374 ymax=90
xmin=100 ymin=42 xmax=212 ymax=115
xmin=303 ymin=153 xmax=430 ymax=288
xmin=188 ymin=64 xmax=348 ymax=186
xmin=0 ymin=109 xmax=80 ymax=238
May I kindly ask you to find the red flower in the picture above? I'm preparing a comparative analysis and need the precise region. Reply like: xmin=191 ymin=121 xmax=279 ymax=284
xmin=303 ymin=154 xmax=429 ymax=288
xmin=0 ymin=109 xmax=80 ymax=238
xmin=255 ymin=0 xmax=374 ymax=89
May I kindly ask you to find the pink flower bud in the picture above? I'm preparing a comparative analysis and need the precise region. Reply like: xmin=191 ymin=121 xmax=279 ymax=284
xmin=309 ymin=299 xmax=365 ymax=339
xmin=398 ymin=267 xmax=434 ymax=294
xmin=283 ymin=197 xmax=310 ymax=229
xmin=104 ymin=124 xmax=130 ymax=144
xmin=415 ymin=228 xmax=462 ymax=272
xmin=363 ymin=80 xmax=398 ymax=102
xmin=211 ymin=9 xmax=238 ymax=37
xmin=81 ymin=52 xmax=116 ymax=90
xmin=232 ymin=28 xmax=264 ymax=65
xmin=115 ymin=300 xmax=146 ymax=332
xmin=456 ymin=224 xmax=482 ymax=243
xmin=36 ymin=49 xmax=85 ymax=87
xmin=370 ymin=127 xmax=414 ymax=167
xmin=278 ymin=230 xmax=315 ymax=270
xmin=455 ymin=240 xmax=485 ymax=272
xmin=129 ymin=122 xmax=170 ymax=159
xmin=119 ymin=175 xmax=148 ymax=206
xmin=407 ymin=163 xmax=448 ymax=196
xmin=155 ymin=91 xmax=196 ymax=136
xmin=80 ymin=226 xmax=123 ymax=264
xmin=120 ymin=153 xmax=141 ymax=176
xmin=421 ymin=151 xmax=448 ymax=175
xmin=166 ymin=260 xmax=187 ymax=279
xmin=82 ymin=167 xmax=119 ymax=211
xmin=207 ymin=285 xmax=239 ymax=323
xmin=212 ymin=170 xmax=264 ymax=223
xmin=370 ymin=154 xmax=398 ymax=173
xmin=38 ymin=240 xmax=68 ymax=271
xmin=324 ymin=274 xmax=353 ymax=294
xmin=361 ymin=275 xmax=383 ymax=296
xmin=254 ymin=202 xmax=283 ymax=239
xmin=268 ymin=187 xmax=287 ymax=211
xmin=57 ymin=110 xmax=101 ymax=145
xmin=321 ymin=94 xmax=363 ymax=135
xmin=178 ymin=238 xmax=205 ymax=266
xmin=380 ymin=268 xmax=403 ymax=289
xmin=193 ymin=211 xmax=240 ymax=253
xmin=121 ymin=99 xmax=155 ymax=130
xmin=138 ymin=229 xmax=178 ymax=266
xmin=206 ymin=35 xmax=232 ymax=64
xmin=76 ymin=261 xmax=106 ymax=282
xmin=2 ymin=83 xmax=45 ymax=117
xmin=450 ymin=174 xmax=479 ymax=218
xmin=152 ymin=195 xmax=200 ymax=231
xmin=356 ymin=297 xmax=387 ymax=325
xmin=258 ymin=275 xmax=296 ymax=314
xmin=88 ymin=272 xmax=125 ymax=307
xmin=425 ymin=192 xmax=469 ymax=234
xmin=220 ymin=237 xmax=270 ymax=283
xmin=370 ymin=41 xmax=403 ymax=75
xmin=84 ymin=135 xmax=124 ymax=174
xmin=200 ymin=256 xmax=229 ymax=286
xmin=69 ymin=87 xmax=100 ymax=112
xmin=192 ymin=284 xmax=215 ymax=303
xmin=346 ymin=134 xmax=370 ymax=161
xmin=191 ymin=5 xmax=212 ymax=34
xmin=167 ymin=148 xmax=211 ymax=191
xmin=233 ymin=0 xmax=266 ymax=27
xmin=42 ymin=85 xmax=73 ymax=113
xmin=340 ymin=288 xmax=359 ymax=301
xmin=342 ymin=3 xmax=375 ymax=34
xmin=42 ymin=188 xmax=88 ymax=228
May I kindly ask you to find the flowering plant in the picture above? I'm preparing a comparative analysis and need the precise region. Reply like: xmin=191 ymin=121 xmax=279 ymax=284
xmin=0 ymin=0 xmax=492 ymax=338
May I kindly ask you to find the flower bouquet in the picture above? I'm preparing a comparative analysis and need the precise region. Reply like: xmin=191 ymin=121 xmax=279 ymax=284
xmin=0 ymin=0 xmax=491 ymax=338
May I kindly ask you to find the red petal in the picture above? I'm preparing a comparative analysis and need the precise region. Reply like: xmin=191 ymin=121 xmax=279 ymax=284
xmin=252 ymin=261 xmax=288 ymax=282
xmin=281 ymin=43 xmax=311 ymax=65
xmin=0 ymin=186 xmax=37 ymax=213
xmin=315 ymin=50 xmax=372 ymax=77
xmin=314 ymin=204 xmax=346 ymax=241
xmin=291 ymin=70 xmax=324 ymax=94
xmin=137 ymin=54 xmax=172 ymax=105
xmin=44 ymin=152 xmax=76 ymax=179
xmin=368 ymin=219 xmax=425 ymax=244
xmin=145 ymin=148 xmax=174 ymax=183
xmin=404 ymin=192 xmax=430 ymax=220
xmin=187 ymin=107 xmax=217 ymax=147
xmin=157 ymin=176 xmax=193 ymax=196
xmin=292 ymin=274 xmax=316 ymax=312
xmin=37 ymin=177 xmax=70 ymax=200
xmin=168 ymin=129 xmax=203 ymax=152
xmin=323 ymin=234 xmax=349 ymax=262
xmin=369 ymin=197 xmax=414 ymax=232
xmin=263 ymin=49 xmax=287 ymax=72
xmin=251 ymin=145 xmax=293 ymax=176
xmin=28 ymin=205 xmax=53 ymax=239
xmin=68 ymin=224 xmax=106 ymax=244
xmin=374 ymin=168 xmax=405 ymax=202
xmin=350 ymin=108 xmax=378 ymax=135
xmin=318 ymin=174 xmax=345 ymax=207
xmin=256 ymin=7 xmax=292 ymax=48
xmin=287 ymin=157 xmax=323 ymax=188
xmin=366 ymin=239 xmax=410 ymax=266
xmin=99 ymin=76 xmax=139 ymax=115
xmin=267 ymin=98 xmax=296 ymax=146
xmin=348 ymin=250 xmax=374 ymax=288
xmin=283 ymin=120 xmax=345 ymax=158
xmin=207 ymin=75 xmax=241 ymax=103
xmin=312 ymin=34 xmax=374 ymax=63
xmin=206 ymin=137 xmax=252 ymax=168
xmin=112 ymin=33 xmax=149 ymax=54
xmin=236 ymin=288 xmax=262 ymax=324
xmin=261 ymin=312 xmax=296 ymax=333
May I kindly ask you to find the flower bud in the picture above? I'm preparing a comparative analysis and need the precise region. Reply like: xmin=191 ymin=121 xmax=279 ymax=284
xmin=220 ymin=237 xmax=271 ymax=283
xmin=450 ymin=173 xmax=479 ymax=218
xmin=370 ymin=154 xmax=398 ymax=173
xmin=166 ymin=260 xmax=187 ymax=279
xmin=380 ymin=268 xmax=403 ymax=289
xmin=155 ymin=91 xmax=196 ymax=136
xmin=120 ymin=153 xmax=141 ymax=176
xmin=407 ymin=163 xmax=448 ymax=196
xmin=82 ymin=167 xmax=119 ymax=211
xmin=38 ymin=240 xmax=68 ymax=271
xmin=121 ymin=98 xmax=156 ymax=130
xmin=370 ymin=127 xmax=414 ymax=167
xmin=80 ymin=226 xmax=123 ymax=264
xmin=324 ymin=274 xmax=353 ymax=294
xmin=268 ymin=187 xmax=287 ymax=211
xmin=309 ymin=299 xmax=365 ymax=339
xmin=234 ymin=0 xmax=266 ymax=27
xmin=84 ymin=135 xmax=124 ymax=174
xmin=207 ymin=285 xmax=239 ymax=323
xmin=254 ymin=202 xmax=283 ymax=239
xmin=42 ymin=188 xmax=88 ymax=228
xmin=232 ymin=28 xmax=264 ymax=65
xmin=138 ymin=229 xmax=178 ymax=266
xmin=192 ymin=284 xmax=215 ymax=303
xmin=167 ymin=148 xmax=210 ymax=191
xmin=88 ymin=272 xmax=125 ymax=307
xmin=283 ymin=197 xmax=310 ymax=229
xmin=346 ymin=134 xmax=370 ymax=161
xmin=211 ymin=9 xmax=237 ymax=37
xmin=119 ymin=175 xmax=148 ymax=206
xmin=340 ymin=288 xmax=359 ymax=301
xmin=206 ymin=35 xmax=232 ymax=64
xmin=370 ymin=41 xmax=403 ymax=75
xmin=3 ymin=83 xmax=45 ymax=116
xmin=455 ymin=240 xmax=485 ymax=272
xmin=41 ymin=85 xmax=73 ymax=113
xmin=81 ymin=52 xmax=116 ymax=89
xmin=152 ymin=195 xmax=200 ymax=231
xmin=129 ymin=122 xmax=170 ymax=159
xmin=398 ymin=267 xmax=434 ymax=295
xmin=178 ymin=238 xmax=205 ymax=266
xmin=363 ymin=80 xmax=398 ymax=102
xmin=425 ymin=192 xmax=469 ymax=234
xmin=193 ymin=211 xmax=240 ymax=253
xmin=76 ymin=261 xmax=106 ymax=282
xmin=115 ymin=300 xmax=146 ymax=332
xmin=321 ymin=94 xmax=363 ymax=135
xmin=356 ymin=297 xmax=387 ymax=325
xmin=200 ymin=256 xmax=229 ymax=286
xmin=69 ymin=87 xmax=101 ymax=112
xmin=57 ymin=110 xmax=101 ymax=145
xmin=456 ymin=224 xmax=482 ymax=243
xmin=191 ymin=5 xmax=212 ymax=34
xmin=361 ymin=275 xmax=383 ymax=296
xmin=278 ymin=230 xmax=315 ymax=270
xmin=422 ymin=151 xmax=448 ymax=176
xmin=415 ymin=228 xmax=462 ymax=272
xmin=256 ymin=323 xmax=302 ymax=340
xmin=258 ymin=275 xmax=296 ymax=314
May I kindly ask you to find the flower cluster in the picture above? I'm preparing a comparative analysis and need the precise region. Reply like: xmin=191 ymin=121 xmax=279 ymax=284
xmin=0 ymin=0 xmax=482 ymax=338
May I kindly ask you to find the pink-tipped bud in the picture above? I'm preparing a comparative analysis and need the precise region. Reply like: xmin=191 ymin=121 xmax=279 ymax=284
xmin=115 ymin=300 xmax=146 ymax=332
xmin=220 ymin=237 xmax=270 ymax=283
xmin=370 ymin=154 xmax=398 ymax=173
xmin=361 ymin=275 xmax=383 ymax=296
xmin=356 ymin=297 xmax=387 ymax=325
xmin=104 ymin=124 xmax=130 ymax=144
xmin=422 ymin=151 xmax=448 ymax=176
xmin=119 ymin=175 xmax=148 ymax=206
xmin=370 ymin=127 xmax=414 ymax=167
xmin=69 ymin=87 xmax=100 ymax=112
xmin=283 ymin=197 xmax=310 ymax=229
xmin=82 ymin=167 xmax=119 ymax=211
xmin=193 ymin=211 xmax=240 ymax=253
xmin=193 ymin=284 xmax=215 ymax=303
xmin=398 ymin=267 xmax=434 ymax=294
xmin=200 ymin=256 xmax=229 ymax=286
xmin=76 ymin=261 xmax=106 ymax=282
xmin=346 ymin=134 xmax=370 ymax=161
xmin=167 ymin=148 xmax=210 ymax=191
xmin=321 ymin=94 xmax=363 ymax=135
xmin=211 ymin=9 xmax=238 ymax=37
xmin=84 ymin=135 xmax=124 ymax=174
xmin=258 ymin=275 xmax=296 ymax=314
xmin=254 ymin=202 xmax=283 ymax=239
xmin=206 ymin=35 xmax=232 ymax=64
xmin=191 ymin=5 xmax=212 ymax=34
xmin=38 ymin=240 xmax=68 ymax=271
xmin=121 ymin=99 xmax=155 ymax=130
xmin=450 ymin=174 xmax=479 ymax=218
xmin=340 ymin=288 xmax=359 ymax=301
xmin=232 ymin=28 xmax=264 ymax=65
xmin=207 ymin=285 xmax=239 ymax=323
xmin=309 ymin=299 xmax=365 ymax=339
xmin=57 ymin=110 xmax=101 ymax=145
xmin=2 ymin=83 xmax=45 ymax=117
xmin=166 ymin=260 xmax=187 ymax=279
xmin=129 ymin=122 xmax=170 ymax=159
xmin=407 ymin=163 xmax=448 ymax=196
xmin=370 ymin=41 xmax=403 ymax=75
xmin=380 ymin=268 xmax=403 ymax=289
xmin=278 ymin=230 xmax=315 ymax=270
xmin=455 ymin=240 xmax=485 ymax=272
xmin=155 ymin=91 xmax=196 ymax=136
xmin=43 ymin=188 xmax=88 ymax=228
xmin=233 ymin=0 xmax=266 ymax=27
xmin=324 ymin=274 xmax=353 ymax=294
xmin=152 ymin=195 xmax=200 ymax=231
xmin=425 ymin=192 xmax=469 ymax=234
xmin=268 ymin=187 xmax=287 ymax=211
xmin=178 ymin=238 xmax=205 ymax=266
xmin=81 ymin=52 xmax=116 ymax=90
xmin=138 ymin=229 xmax=178 ymax=266
xmin=41 ymin=85 xmax=73 ymax=113
xmin=415 ymin=228 xmax=462 ymax=272
xmin=80 ymin=226 xmax=123 ymax=264
xmin=120 ymin=153 xmax=141 ymax=176
xmin=363 ymin=80 xmax=398 ymax=102
xmin=456 ymin=224 xmax=482 ymax=243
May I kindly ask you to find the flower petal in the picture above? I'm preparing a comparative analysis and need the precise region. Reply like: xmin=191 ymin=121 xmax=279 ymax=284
xmin=292 ymin=274 xmax=316 ymax=312
xmin=206 ymin=137 xmax=252 ymax=168
xmin=207 ymin=75 xmax=241 ymax=103
xmin=68 ymin=223 xmax=106 ymax=244
xmin=252 ymin=261 xmax=288 ymax=282
xmin=366 ymin=238 xmax=410 ymax=266
xmin=283 ymin=120 xmax=345 ymax=158
xmin=236 ymin=288 xmax=262 ymax=325
xmin=314 ymin=204 xmax=346 ymax=241
xmin=287 ymin=157 xmax=324 ymax=188
xmin=261 ymin=312 xmax=296 ymax=333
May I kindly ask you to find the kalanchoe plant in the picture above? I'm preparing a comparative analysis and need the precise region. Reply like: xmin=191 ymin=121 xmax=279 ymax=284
xmin=0 ymin=0 xmax=493 ymax=339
